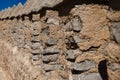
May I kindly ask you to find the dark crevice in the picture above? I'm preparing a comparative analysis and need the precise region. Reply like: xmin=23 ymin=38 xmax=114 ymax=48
xmin=45 ymin=70 xmax=52 ymax=72
xmin=67 ymin=59 xmax=75 ymax=62
xmin=71 ymin=69 xmax=84 ymax=74
xmin=82 ymin=45 xmax=100 ymax=52
xmin=98 ymin=60 xmax=108 ymax=80
xmin=65 ymin=36 xmax=79 ymax=50
xmin=43 ymin=61 xmax=50 ymax=64
xmin=9 ymin=17 xmax=15 ymax=20
xmin=16 ymin=16 xmax=21 ymax=21
xmin=109 ymin=0 xmax=120 ymax=10
xmin=28 ymin=13 xmax=32 ymax=21
xmin=21 ymin=15 xmax=25 ymax=21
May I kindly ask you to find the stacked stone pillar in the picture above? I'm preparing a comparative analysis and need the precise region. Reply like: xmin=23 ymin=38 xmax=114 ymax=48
xmin=30 ymin=22 xmax=42 ymax=65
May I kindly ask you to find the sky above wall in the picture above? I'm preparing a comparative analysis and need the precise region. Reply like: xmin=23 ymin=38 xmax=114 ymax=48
xmin=0 ymin=0 xmax=26 ymax=11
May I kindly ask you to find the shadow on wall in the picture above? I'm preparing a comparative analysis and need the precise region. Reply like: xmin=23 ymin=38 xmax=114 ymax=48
xmin=98 ymin=60 xmax=108 ymax=80
xmin=38 ymin=0 xmax=120 ymax=17
xmin=109 ymin=0 xmax=120 ymax=10
xmin=2 ymin=0 xmax=120 ymax=20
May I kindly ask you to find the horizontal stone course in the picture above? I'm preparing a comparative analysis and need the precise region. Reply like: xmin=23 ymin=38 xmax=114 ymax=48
xmin=71 ymin=60 xmax=96 ymax=71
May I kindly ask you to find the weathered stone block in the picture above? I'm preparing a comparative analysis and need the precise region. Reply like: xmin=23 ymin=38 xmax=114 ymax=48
xmin=47 ymin=17 xmax=59 ymax=25
xmin=32 ymin=21 xmax=41 ymax=30
xmin=43 ymin=46 xmax=60 ymax=55
xmin=42 ymin=54 xmax=59 ymax=63
xmin=31 ymin=36 xmax=40 ymax=42
xmin=24 ymin=16 xmax=29 ymax=20
xmin=71 ymin=60 xmax=96 ymax=71
xmin=31 ymin=43 xmax=41 ymax=50
xmin=32 ymin=14 xmax=40 ymax=21
xmin=64 ymin=22 xmax=73 ymax=31
xmin=43 ymin=64 xmax=63 ymax=72
xmin=65 ymin=50 xmax=75 ymax=60
xmin=30 ymin=54 xmax=41 ymax=61
xmin=73 ymin=36 xmax=84 ymax=43
xmin=33 ymin=31 xmax=39 ymax=36
xmin=79 ymin=73 xmax=102 ymax=80
xmin=71 ymin=17 xmax=82 ymax=32
xmin=46 ymin=38 xmax=57 ymax=46
xmin=31 ymin=49 xmax=41 ymax=54
xmin=108 ymin=63 xmax=120 ymax=71
xmin=110 ymin=22 xmax=120 ymax=45
xmin=72 ymin=75 xmax=79 ymax=80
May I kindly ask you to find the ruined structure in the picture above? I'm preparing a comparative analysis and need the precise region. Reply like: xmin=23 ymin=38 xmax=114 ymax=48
xmin=0 ymin=0 xmax=120 ymax=80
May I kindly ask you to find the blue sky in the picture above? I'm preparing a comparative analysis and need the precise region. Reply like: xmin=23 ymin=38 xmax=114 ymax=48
xmin=0 ymin=0 xmax=26 ymax=11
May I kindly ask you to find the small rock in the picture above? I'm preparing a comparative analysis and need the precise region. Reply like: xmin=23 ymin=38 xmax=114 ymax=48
xmin=71 ymin=17 xmax=82 ymax=32
xmin=32 ymin=21 xmax=41 ymax=30
xmin=79 ymin=73 xmax=102 ymax=80
xmin=31 ymin=49 xmax=41 ymax=54
xmin=73 ymin=49 xmax=82 ymax=57
xmin=110 ymin=22 xmax=120 ymax=44
xmin=108 ymin=63 xmax=120 ymax=71
xmin=31 ymin=36 xmax=40 ymax=42
xmin=47 ymin=17 xmax=59 ymax=25
xmin=41 ymin=27 xmax=50 ymax=35
xmin=45 ymin=72 xmax=51 ymax=78
xmin=73 ymin=36 xmax=84 ymax=43
xmin=75 ymin=5 xmax=80 ymax=8
xmin=43 ymin=64 xmax=63 ymax=72
xmin=64 ymin=38 xmax=70 ymax=44
xmin=31 ymin=43 xmax=41 ymax=50
xmin=65 ymin=50 xmax=75 ymax=60
xmin=33 ymin=31 xmax=39 ymax=36
xmin=64 ymin=22 xmax=73 ymax=31
xmin=31 ymin=54 xmax=41 ymax=61
xmin=72 ymin=75 xmax=79 ymax=80
xmin=42 ymin=54 xmax=59 ymax=63
xmin=46 ymin=38 xmax=57 ymax=46
xmin=43 ymin=46 xmax=60 ymax=55
xmin=32 ymin=14 xmax=40 ymax=21
xmin=71 ymin=60 xmax=96 ymax=71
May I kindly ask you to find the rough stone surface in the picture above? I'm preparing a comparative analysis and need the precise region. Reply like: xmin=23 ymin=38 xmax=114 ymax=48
xmin=46 ymin=38 xmax=57 ymax=46
xmin=31 ymin=36 xmax=40 ymax=42
xmin=71 ymin=60 xmax=96 ymax=71
xmin=32 ymin=14 xmax=40 ymax=21
xmin=108 ymin=63 xmax=120 ymax=71
xmin=109 ymin=22 xmax=120 ymax=44
xmin=0 ymin=1 xmax=120 ymax=80
xmin=33 ymin=30 xmax=39 ymax=36
xmin=43 ymin=64 xmax=63 ymax=72
xmin=31 ymin=54 xmax=41 ymax=61
xmin=42 ymin=54 xmax=59 ymax=63
xmin=46 ymin=17 xmax=59 ymax=25
xmin=65 ymin=50 xmax=75 ymax=60
xmin=31 ymin=43 xmax=41 ymax=50
xmin=71 ymin=17 xmax=82 ymax=32
xmin=31 ymin=49 xmax=41 ymax=54
xmin=43 ymin=46 xmax=60 ymax=55
xmin=79 ymin=73 xmax=102 ymax=80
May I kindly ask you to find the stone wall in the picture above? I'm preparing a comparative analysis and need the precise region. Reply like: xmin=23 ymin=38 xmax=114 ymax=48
xmin=0 ymin=1 xmax=120 ymax=80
